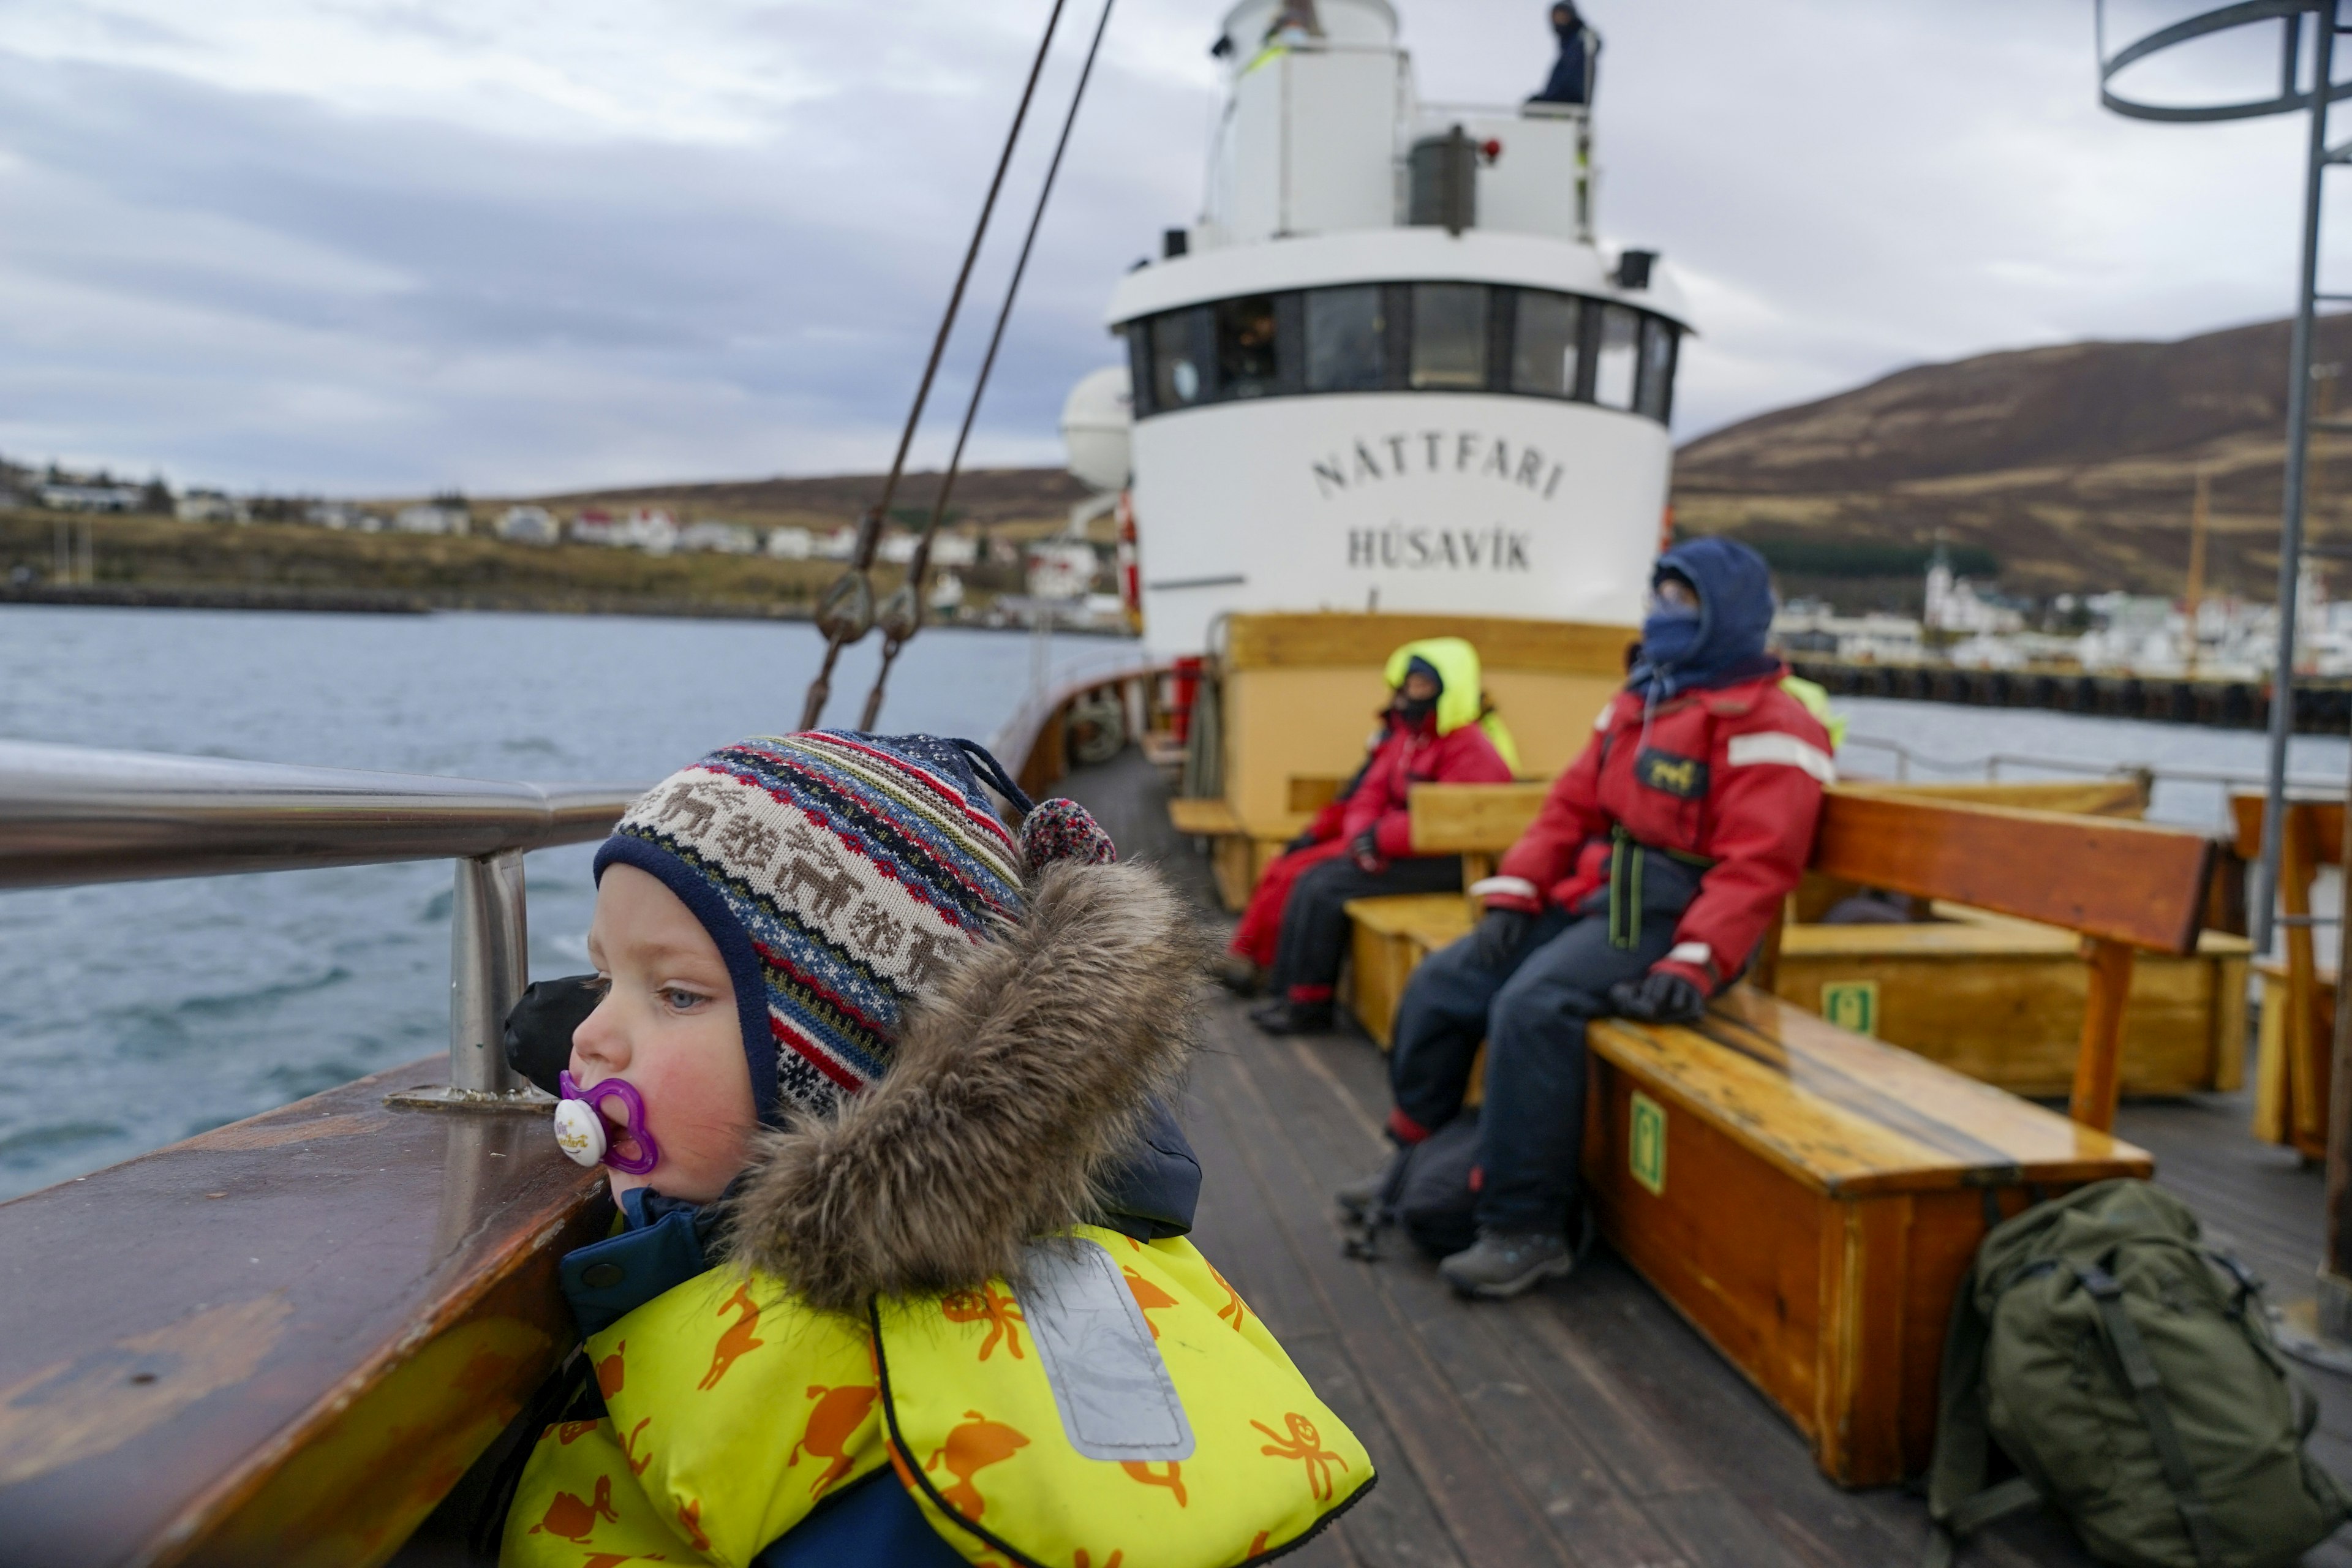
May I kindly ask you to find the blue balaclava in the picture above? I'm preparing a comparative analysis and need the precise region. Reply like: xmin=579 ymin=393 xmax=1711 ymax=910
xmin=1628 ymin=537 xmax=1779 ymax=699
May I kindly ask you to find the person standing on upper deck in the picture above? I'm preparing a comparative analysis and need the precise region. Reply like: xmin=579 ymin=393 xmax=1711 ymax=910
xmin=1529 ymin=2 xmax=1602 ymax=107
xmin=1249 ymin=638 xmax=1517 ymax=1035
xmin=1338 ymin=538 xmax=1834 ymax=1299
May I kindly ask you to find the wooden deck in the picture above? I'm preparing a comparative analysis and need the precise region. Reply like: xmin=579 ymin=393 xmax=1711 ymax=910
xmin=1060 ymin=749 xmax=2352 ymax=1567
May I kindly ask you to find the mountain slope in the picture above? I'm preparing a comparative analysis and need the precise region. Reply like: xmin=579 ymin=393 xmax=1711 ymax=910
xmin=1672 ymin=313 xmax=2352 ymax=603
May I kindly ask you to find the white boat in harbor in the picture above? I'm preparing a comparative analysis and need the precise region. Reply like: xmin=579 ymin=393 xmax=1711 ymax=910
xmin=1067 ymin=0 xmax=1692 ymax=657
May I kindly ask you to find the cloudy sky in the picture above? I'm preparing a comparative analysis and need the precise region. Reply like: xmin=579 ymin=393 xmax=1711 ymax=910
xmin=0 ymin=0 xmax=2340 ymax=496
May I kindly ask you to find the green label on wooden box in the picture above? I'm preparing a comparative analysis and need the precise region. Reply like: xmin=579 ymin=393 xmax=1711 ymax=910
xmin=1630 ymin=1091 xmax=1667 ymax=1196
xmin=1822 ymin=979 xmax=1880 ymax=1037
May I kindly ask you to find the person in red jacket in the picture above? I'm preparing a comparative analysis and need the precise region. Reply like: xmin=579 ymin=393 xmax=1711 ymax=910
xmin=1336 ymin=537 xmax=1833 ymax=1298
xmin=1214 ymin=760 xmax=1362 ymax=995
xmin=1250 ymin=637 xmax=1515 ymax=1035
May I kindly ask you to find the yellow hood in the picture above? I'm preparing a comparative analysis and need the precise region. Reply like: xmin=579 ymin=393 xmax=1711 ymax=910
xmin=1383 ymin=637 xmax=1484 ymax=737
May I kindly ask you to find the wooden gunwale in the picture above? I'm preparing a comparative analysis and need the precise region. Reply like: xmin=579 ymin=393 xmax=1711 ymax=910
xmin=0 ymin=1056 xmax=608 ymax=1568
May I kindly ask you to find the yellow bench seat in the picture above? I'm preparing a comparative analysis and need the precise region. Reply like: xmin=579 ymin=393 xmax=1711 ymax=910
xmin=1586 ymin=987 xmax=2153 ymax=1485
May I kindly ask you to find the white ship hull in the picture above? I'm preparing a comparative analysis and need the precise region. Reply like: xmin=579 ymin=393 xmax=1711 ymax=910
xmin=1133 ymin=392 xmax=1668 ymax=655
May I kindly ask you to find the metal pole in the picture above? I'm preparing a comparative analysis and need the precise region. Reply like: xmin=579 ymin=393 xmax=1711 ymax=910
xmin=429 ymin=849 xmax=535 ymax=1103
xmin=2256 ymin=1 xmax=2337 ymax=955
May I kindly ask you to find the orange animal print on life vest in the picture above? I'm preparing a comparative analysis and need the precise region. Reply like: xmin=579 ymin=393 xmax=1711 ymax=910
xmin=677 ymin=1496 xmax=711 ymax=1552
xmin=698 ymin=1284 xmax=766 ymax=1390
xmin=1253 ymin=1412 xmax=1348 ymax=1502
xmin=940 ymin=1283 xmax=1025 ymax=1360
xmin=554 ymin=1419 xmax=600 ymax=1445
xmin=924 ymin=1410 xmax=1030 ymax=1521
xmin=1121 ymin=1266 xmax=1180 ymax=1341
xmin=528 ymin=1474 xmax=619 ymax=1544
xmin=1121 ymin=1459 xmax=1188 ymax=1506
xmin=790 ymin=1382 xmax=878 ymax=1498
xmin=620 ymin=1416 xmax=654 ymax=1477
xmin=1210 ymin=1265 xmax=1250 ymax=1332
xmin=1074 ymin=1551 xmax=1125 ymax=1567
xmin=595 ymin=1341 xmax=627 ymax=1398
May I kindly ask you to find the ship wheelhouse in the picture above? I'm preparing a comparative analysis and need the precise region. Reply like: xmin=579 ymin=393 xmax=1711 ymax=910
xmin=1090 ymin=0 xmax=1695 ymax=658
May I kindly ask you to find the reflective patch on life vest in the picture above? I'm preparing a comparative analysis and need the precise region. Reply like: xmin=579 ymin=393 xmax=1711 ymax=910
xmin=1016 ymin=1238 xmax=1196 ymax=1463
xmin=1635 ymin=748 xmax=1709 ymax=799
xmin=1726 ymin=731 xmax=1836 ymax=784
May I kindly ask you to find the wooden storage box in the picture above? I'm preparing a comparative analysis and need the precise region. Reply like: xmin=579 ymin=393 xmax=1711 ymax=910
xmin=1771 ymin=905 xmax=2248 ymax=1098
xmin=1585 ymin=989 xmax=2154 ymax=1486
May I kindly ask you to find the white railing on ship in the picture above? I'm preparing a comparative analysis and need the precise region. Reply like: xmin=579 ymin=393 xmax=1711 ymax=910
xmin=0 ymin=740 xmax=647 ymax=1106
xmin=1840 ymin=734 xmax=2345 ymax=796
xmin=989 ymin=651 xmax=1167 ymax=780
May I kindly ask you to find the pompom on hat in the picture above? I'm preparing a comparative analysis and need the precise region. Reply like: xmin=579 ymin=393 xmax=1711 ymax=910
xmin=593 ymin=729 xmax=1118 ymax=1127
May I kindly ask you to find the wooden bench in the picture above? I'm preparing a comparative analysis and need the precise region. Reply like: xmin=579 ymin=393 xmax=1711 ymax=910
xmin=1342 ymin=892 xmax=1475 ymax=1049
xmin=1772 ymin=904 xmax=2249 ymax=1098
xmin=2255 ymin=957 xmax=2338 ymax=1153
xmin=1583 ymin=992 xmax=2151 ymax=1485
xmin=1582 ymin=793 xmax=2208 ymax=1484
xmin=1334 ymin=785 xmax=2212 ymax=1483
xmin=2231 ymin=794 xmax=2340 ymax=1158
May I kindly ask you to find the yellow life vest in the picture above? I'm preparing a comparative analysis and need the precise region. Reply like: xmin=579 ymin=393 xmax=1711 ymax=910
xmin=1776 ymin=673 xmax=1847 ymax=750
xmin=501 ymin=1226 xmax=1372 ymax=1567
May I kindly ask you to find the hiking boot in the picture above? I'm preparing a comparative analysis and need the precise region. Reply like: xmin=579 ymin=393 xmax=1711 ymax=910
xmin=1335 ymin=1147 xmax=1411 ymax=1220
xmin=1438 ymin=1227 xmax=1575 ymax=1299
xmin=1212 ymin=954 xmax=1263 ymax=996
xmin=1250 ymin=999 xmax=1334 ymax=1035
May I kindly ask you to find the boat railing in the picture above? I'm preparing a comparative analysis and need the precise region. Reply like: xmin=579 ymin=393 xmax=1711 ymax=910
xmin=0 ymin=739 xmax=646 ymax=1106
xmin=1840 ymin=732 xmax=2345 ymax=796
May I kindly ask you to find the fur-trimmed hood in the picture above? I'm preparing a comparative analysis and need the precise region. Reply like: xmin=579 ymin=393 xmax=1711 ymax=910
xmin=722 ymin=858 xmax=1208 ymax=1313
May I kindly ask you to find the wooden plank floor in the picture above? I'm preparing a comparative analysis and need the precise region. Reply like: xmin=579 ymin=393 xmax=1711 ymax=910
xmin=1057 ymin=748 xmax=2352 ymax=1567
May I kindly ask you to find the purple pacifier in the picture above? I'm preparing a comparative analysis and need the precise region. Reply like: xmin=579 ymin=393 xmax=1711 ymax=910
xmin=554 ymin=1071 xmax=661 ymax=1175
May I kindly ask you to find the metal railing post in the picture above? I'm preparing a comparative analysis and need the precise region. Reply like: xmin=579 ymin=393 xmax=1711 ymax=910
xmin=448 ymin=850 xmax=529 ymax=1096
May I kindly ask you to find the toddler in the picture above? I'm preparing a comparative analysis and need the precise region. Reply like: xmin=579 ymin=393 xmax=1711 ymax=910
xmin=498 ymin=730 xmax=1372 ymax=1567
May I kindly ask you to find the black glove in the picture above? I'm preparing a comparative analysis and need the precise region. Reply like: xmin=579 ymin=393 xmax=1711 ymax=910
xmin=1469 ymin=908 xmax=1533 ymax=969
xmin=1349 ymin=829 xmax=1385 ymax=873
xmin=1285 ymin=830 xmax=1320 ymax=854
xmin=503 ymin=974 xmax=605 ymax=1096
xmin=1608 ymin=968 xmax=1707 ymax=1025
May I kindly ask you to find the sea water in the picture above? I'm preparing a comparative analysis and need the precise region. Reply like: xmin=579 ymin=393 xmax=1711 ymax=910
xmin=2 ymin=608 xmax=2349 ymax=1200
xmin=0 ymin=605 xmax=1123 ymax=1199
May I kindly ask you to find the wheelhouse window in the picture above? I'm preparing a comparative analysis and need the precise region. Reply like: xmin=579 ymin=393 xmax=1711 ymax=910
xmin=1409 ymin=283 xmax=1489 ymax=390
xmin=1305 ymin=285 xmax=1386 ymax=393
xmin=1510 ymin=290 xmax=1582 ymax=398
xmin=1215 ymin=295 xmax=1280 ymax=398
xmin=1592 ymin=304 xmax=1639 ymax=410
xmin=1149 ymin=309 xmax=1207 ymax=410
xmin=1123 ymin=284 xmax=1678 ymax=424
xmin=1636 ymin=315 xmax=1678 ymax=422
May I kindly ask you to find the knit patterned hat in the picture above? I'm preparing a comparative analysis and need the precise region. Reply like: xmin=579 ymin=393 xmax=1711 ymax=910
xmin=594 ymin=730 xmax=1114 ymax=1127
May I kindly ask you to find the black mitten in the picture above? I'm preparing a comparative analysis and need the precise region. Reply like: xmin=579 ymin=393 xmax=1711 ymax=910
xmin=1607 ymin=968 xmax=1706 ymax=1025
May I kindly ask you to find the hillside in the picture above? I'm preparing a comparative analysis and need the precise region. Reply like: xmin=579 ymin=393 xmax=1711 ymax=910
xmin=521 ymin=466 xmax=1093 ymax=535
xmin=1672 ymin=312 xmax=2352 ymax=606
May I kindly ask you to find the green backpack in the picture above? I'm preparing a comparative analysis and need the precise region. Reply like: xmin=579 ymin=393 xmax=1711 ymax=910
xmin=1926 ymin=1180 xmax=2351 ymax=1567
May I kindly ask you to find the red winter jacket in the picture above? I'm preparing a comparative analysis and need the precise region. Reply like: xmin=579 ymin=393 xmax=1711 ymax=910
xmin=1341 ymin=709 xmax=1515 ymax=859
xmin=1476 ymin=668 xmax=1833 ymax=993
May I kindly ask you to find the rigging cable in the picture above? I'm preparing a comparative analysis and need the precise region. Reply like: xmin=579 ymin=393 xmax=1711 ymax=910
xmin=859 ymin=0 xmax=1118 ymax=731
xmin=797 ymin=0 xmax=1072 ymax=732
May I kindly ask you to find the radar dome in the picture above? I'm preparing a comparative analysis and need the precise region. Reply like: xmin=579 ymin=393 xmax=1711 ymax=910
xmin=1060 ymin=365 xmax=1132 ymax=492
